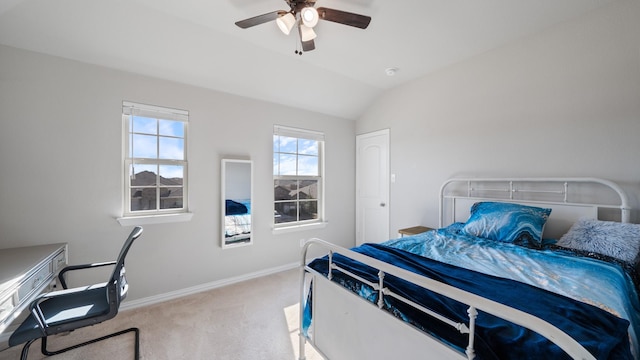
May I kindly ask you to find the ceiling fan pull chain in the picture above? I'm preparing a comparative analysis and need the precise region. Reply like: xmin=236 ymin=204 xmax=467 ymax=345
xmin=294 ymin=33 xmax=303 ymax=55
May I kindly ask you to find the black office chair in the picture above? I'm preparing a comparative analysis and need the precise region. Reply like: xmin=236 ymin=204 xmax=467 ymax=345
xmin=8 ymin=226 xmax=143 ymax=360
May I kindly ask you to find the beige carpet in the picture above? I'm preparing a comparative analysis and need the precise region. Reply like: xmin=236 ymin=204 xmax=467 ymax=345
xmin=0 ymin=269 xmax=323 ymax=360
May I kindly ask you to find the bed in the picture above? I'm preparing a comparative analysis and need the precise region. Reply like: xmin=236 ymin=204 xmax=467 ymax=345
xmin=299 ymin=178 xmax=640 ymax=360
xmin=224 ymin=199 xmax=252 ymax=244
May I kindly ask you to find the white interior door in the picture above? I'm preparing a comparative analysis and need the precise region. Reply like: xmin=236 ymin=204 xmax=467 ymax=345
xmin=356 ymin=129 xmax=389 ymax=246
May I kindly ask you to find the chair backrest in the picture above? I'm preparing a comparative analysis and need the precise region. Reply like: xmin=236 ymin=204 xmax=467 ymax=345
xmin=107 ymin=226 xmax=143 ymax=313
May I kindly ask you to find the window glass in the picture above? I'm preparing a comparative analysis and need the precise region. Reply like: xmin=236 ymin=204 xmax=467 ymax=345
xmin=132 ymin=134 xmax=157 ymax=158
xmin=298 ymin=155 xmax=318 ymax=176
xmin=132 ymin=116 xmax=156 ymax=134
xmin=159 ymin=137 xmax=184 ymax=160
xmin=298 ymin=139 xmax=318 ymax=155
xmin=159 ymin=119 xmax=184 ymax=137
xmin=273 ymin=127 xmax=323 ymax=227
xmin=123 ymin=102 xmax=188 ymax=217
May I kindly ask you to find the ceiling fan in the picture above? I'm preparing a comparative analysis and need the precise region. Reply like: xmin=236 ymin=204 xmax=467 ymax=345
xmin=235 ymin=0 xmax=371 ymax=53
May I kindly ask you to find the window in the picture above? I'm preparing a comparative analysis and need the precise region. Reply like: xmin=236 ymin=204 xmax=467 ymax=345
xmin=273 ymin=125 xmax=324 ymax=228
xmin=121 ymin=101 xmax=189 ymax=219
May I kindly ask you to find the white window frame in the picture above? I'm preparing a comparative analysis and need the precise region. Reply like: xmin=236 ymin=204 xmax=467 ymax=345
xmin=118 ymin=101 xmax=192 ymax=226
xmin=273 ymin=125 xmax=326 ymax=232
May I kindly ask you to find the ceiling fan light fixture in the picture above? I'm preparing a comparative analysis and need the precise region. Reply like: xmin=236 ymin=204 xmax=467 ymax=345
xmin=276 ymin=12 xmax=296 ymax=35
xmin=300 ymin=24 xmax=317 ymax=41
xmin=301 ymin=7 xmax=319 ymax=28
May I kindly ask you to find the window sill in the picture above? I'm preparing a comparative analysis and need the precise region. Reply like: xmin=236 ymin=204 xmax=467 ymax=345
xmin=272 ymin=222 xmax=327 ymax=235
xmin=117 ymin=212 xmax=194 ymax=226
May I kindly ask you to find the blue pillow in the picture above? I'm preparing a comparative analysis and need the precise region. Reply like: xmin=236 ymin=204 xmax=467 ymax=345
xmin=461 ymin=202 xmax=552 ymax=248
xmin=557 ymin=218 xmax=640 ymax=264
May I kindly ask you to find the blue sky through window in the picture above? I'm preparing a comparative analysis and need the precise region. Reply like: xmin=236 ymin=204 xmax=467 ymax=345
xmin=131 ymin=116 xmax=185 ymax=178
xmin=273 ymin=135 xmax=318 ymax=176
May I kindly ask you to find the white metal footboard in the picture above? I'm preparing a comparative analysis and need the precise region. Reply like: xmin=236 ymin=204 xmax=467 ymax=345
xmin=299 ymin=238 xmax=597 ymax=360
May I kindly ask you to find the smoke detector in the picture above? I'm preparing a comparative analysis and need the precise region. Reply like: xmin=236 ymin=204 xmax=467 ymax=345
xmin=385 ymin=67 xmax=399 ymax=76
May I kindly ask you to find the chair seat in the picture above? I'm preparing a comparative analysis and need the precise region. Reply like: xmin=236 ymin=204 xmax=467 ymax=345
xmin=9 ymin=286 xmax=110 ymax=347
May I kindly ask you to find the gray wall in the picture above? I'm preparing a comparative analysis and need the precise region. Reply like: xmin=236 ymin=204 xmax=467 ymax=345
xmin=357 ymin=0 xmax=640 ymax=237
xmin=0 ymin=45 xmax=355 ymax=302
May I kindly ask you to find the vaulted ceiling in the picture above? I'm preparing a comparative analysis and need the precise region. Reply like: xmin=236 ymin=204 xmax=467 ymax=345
xmin=0 ymin=0 xmax=619 ymax=119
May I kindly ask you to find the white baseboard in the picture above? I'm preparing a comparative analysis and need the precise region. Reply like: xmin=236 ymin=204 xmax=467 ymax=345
xmin=120 ymin=262 xmax=300 ymax=311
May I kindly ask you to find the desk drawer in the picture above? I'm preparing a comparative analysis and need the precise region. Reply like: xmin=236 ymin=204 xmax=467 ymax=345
xmin=17 ymin=263 xmax=52 ymax=303
xmin=52 ymin=251 xmax=66 ymax=273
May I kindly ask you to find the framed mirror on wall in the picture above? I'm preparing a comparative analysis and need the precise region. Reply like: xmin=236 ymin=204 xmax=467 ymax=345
xmin=221 ymin=159 xmax=253 ymax=248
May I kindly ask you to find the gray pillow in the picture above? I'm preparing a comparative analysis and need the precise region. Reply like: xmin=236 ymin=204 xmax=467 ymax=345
xmin=557 ymin=218 xmax=640 ymax=263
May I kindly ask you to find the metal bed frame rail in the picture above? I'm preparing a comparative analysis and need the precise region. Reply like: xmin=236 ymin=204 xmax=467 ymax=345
xmin=299 ymin=238 xmax=597 ymax=360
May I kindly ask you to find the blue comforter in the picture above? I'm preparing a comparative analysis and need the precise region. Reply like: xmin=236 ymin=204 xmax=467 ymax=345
xmin=383 ymin=223 xmax=640 ymax=354
xmin=305 ymin=224 xmax=639 ymax=359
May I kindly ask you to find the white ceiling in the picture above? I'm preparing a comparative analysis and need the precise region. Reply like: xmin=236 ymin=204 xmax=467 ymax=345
xmin=0 ymin=0 xmax=619 ymax=119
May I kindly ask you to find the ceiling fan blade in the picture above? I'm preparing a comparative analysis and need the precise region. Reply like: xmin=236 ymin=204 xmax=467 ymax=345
xmin=235 ymin=11 xmax=286 ymax=29
xmin=316 ymin=7 xmax=371 ymax=29
xmin=302 ymin=39 xmax=315 ymax=52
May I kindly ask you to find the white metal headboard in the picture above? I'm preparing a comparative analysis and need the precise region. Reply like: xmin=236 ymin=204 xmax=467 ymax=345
xmin=439 ymin=178 xmax=631 ymax=240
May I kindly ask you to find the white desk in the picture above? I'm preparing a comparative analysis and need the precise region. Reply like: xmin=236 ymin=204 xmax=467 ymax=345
xmin=0 ymin=244 xmax=67 ymax=342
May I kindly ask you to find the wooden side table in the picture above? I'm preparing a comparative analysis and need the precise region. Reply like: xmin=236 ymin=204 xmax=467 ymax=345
xmin=398 ymin=226 xmax=434 ymax=238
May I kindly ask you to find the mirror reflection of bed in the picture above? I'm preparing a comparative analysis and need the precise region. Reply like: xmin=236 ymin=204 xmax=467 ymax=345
xmin=221 ymin=159 xmax=252 ymax=248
